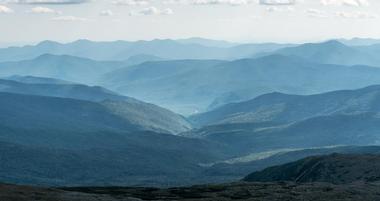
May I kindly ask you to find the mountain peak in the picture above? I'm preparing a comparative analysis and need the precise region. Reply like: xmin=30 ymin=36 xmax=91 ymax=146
xmin=320 ymin=40 xmax=347 ymax=47
xmin=252 ymin=54 xmax=308 ymax=65
xmin=33 ymin=53 xmax=93 ymax=62
xmin=298 ymin=40 xmax=347 ymax=49
xmin=36 ymin=40 xmax=62 ymax=47
xmin=35 ymin=53 xmax=57 ymax=58
xmin=257 ymin=53 xmax=295 ymax=60
xmin=71 ymin=39 xmax=93 ymax=45
xmin=34 ymin=53 xmax=72 ymax=61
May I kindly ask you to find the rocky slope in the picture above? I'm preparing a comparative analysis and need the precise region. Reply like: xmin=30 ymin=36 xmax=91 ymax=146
xmin=1 ymin=182 xmax=380 ymax=201
xmin=244 ymin=154 xmax=380 ymax=184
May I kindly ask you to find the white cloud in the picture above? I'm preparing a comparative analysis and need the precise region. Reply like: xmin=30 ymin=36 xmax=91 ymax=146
xmin=306 ymin=8 xmax=328 ymax=18
xmin=112 ymin=0 xmax=149 ymax=6
xmin=266 ymin=5 xmax=294 ymax=12
xmin=30 ymin=6 xmax=61 ymax=14
xmin=162 ymin=0 xmax=300 ymax=6
xmin=161 ymin=8 xmax=174 ymax=14
xmin=161 ymin=0 xmax=255 ymax=6
xmin=129 ymin=6 xmax=174 ymax=16
xmin=5 ymin=0 xmax=88 ymax=4
xmin=162 ymin=0 xmax=186 ymax=4
xmin=52 ymin=15 xmax=88 ymax=21
xmin=99 ymin=9 xmax=113 ymax=16
xmin=0 ymin=4 xmax=13 ymax=13
xmin=321 ymin=0 xmax=369 ymax=6
xmin=259 ymin=0 xmax=297 ymax=5
xmin=191 ymin=0 xmax=254 ymax=6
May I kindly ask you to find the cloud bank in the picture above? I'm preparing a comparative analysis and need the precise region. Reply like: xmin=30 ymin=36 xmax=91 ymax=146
xmin=6 ymin=0 xmax=88 ymax=4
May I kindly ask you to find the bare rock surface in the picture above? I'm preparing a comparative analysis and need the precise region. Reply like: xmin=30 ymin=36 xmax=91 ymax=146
xmin=2 ymin=182 xmax=380 ymax=201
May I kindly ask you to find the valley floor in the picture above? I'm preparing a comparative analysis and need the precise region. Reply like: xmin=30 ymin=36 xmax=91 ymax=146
xmin=2 ymin=182 xmax=380 ymax=201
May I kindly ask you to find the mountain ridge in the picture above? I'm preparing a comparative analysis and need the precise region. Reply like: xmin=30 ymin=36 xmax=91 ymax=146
xmin=244 ymin=154 xmax=380 ymax=184
xmin=0 ymin=54 xmax=125 ymax=84
xmin=190 ymin=84 xmax=380 ymax=126
xmin=0 ymin=84 xmax=192 ymax=135
xmin=271 ymin=40 xmax=380 ymax=66
xmin=103 ymin=54 xmax=380 ymax=115
xmin=0 ymin=39 xmax=293 ymax=62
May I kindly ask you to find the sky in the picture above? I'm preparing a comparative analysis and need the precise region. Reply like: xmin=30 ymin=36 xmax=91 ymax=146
xmin=0 ymin=0 xmax=380 ymax=44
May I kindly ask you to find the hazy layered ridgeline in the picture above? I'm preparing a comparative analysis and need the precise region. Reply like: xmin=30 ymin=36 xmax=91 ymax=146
xmin=101 ymin=52 xmax=380 ymax=114
xmin=0 ymin=54 xmax=125 ymax=84
xmin=3 ymin=40 xmax=380 ymax=115
xmin=0 ymin=39 xmax=293 ymax=62
xmin=2 ymin=37 xmax=380 ymax=200
xmin=264 ymin=40 xmax=380 ymax=66
xmin=0 ymin=78 xmax=192 ymax=135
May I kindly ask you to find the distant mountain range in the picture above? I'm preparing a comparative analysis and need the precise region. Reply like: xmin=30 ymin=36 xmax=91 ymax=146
xmin=5 ymin=77 xmax=380 ymax=186
xmin=0 ymin=78 xmax=191 ymax=135
xmin=102 ymin=54 xmax=380 ymax=115
xmin=2 ymin=40 xmax=380 ymax=115
xmin=0 ymin=54 xmax=125 ymax=84
xmin=0 ymin=39 xmax=292 ymax=62
xmin=176 ymin=37 xmax=239 ymax=48
xmin=3 ymin=37 xmax=380 ymax=188
xmin=0 ymin=78 xmax=128 ymax=102
xmin=2 ymin=38 xmax=379 ymax=65
xmin=190 ymin=85 xmax=380 ymax=126
xmin=338 ymin=37 xmax=380 ymax=46
xmin=5 ymin=75 xmax=74 ymax=85
xmin=187 ymin=113 xmax=380 ymax=155
xmin=0 ymin=89 xmax=227 ymax=186
xmin=100 ymin=59 xmax=225 ymax=114
xmin=187 ymin=86 xmax=380 ymax=155
xmin=268 ymin=40 xmax=380 ymax=66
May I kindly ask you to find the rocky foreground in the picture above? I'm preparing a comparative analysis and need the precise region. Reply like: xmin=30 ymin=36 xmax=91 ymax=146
xmin=3 ymin=154 xmax=380 ymax=201
xmin=1 ymin=182 xmax=380 ymax=201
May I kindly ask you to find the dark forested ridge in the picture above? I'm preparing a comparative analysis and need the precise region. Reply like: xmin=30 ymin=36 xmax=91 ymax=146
xmin=244 ymin=154 xmax=380 ymax=184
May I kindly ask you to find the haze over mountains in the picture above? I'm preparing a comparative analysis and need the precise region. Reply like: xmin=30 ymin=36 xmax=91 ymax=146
xmin=2 ymin=38 xmax=380 ymax=115
xmin=102 ymin=54 xmax=380 ymax=114
xmin=0 ymin=78 xmax=191 ymax=135
xmin=2 ymin=37 xmax=380 ymax=190
xmin=270 ymin=40 xmax=380 ymax=66
xmin=0 ymin=81 xmax=222 ymax=186
xmin=0 ymin=54 xmax=125 ymax=84
xmin=0 ymin=39 xmax=292 ymax=62
xmin=191 ymin=85 xmax=380 ymax=126
xmin=186 ymin=86 xmax=380 ymax=157
xmin=338 ymin=38 xmax=380 ymax=46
